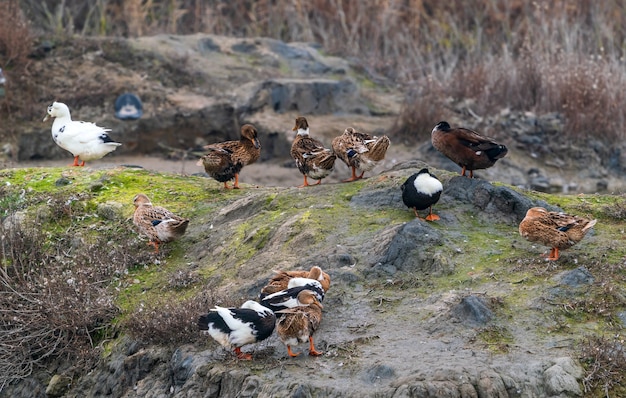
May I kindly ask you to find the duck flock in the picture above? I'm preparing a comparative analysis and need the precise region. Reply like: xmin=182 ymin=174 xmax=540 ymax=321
xmin=43 ymin=101 xmax=598 ymax=359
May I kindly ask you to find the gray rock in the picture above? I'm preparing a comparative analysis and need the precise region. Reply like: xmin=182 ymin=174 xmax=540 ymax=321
xmin=376 ymin=219 xmax=446 ymax=275
xmin=452 ymin=295 xmax=493 ymax=327
xmin=543 ymin=364 xmax=582 ymax=396
xmin=363 ymin=364 xmax=396 ymax=384
xmin=46 ymin=374 xmax=72 ymax=397
xmin=556 ymin=267 xmax=594 ymax=288
xmin=97 ymin=201 xmax=125 ymax=221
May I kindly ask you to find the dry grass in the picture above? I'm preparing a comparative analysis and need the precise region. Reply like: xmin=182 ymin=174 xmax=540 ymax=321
xmin=9 ymin=0 xmax=626 ymax=145
xmin=0 ymin=195 xmax=149 ymax=389
xmin=122 ymin=290 xmax=240 ymax=347
xmin=580 ymin=335 xmax=626 ymax=397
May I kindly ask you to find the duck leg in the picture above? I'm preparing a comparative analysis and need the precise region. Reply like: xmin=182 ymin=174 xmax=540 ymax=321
xmin=469 ymin=169 xmax=474 ymax=178
xmin=70 ymin=156 xmax=81 ymax=167
xmin=343 ymin=166 xmax=361 ymax=182
xmin=234 ymin=347 xmax=252 ymax=360
xmin=232 ymin=173 xmax=241 ymax=189
xmin=412 ymin=208 xmax=425 ymax=221
xmin=424 ymin=206 xmax=440 ymax=221
xmin=546 ymin=247 xmax=560 ymax=261
xmin=460 ymin=165 xmax=467 ymax=177
xmin=148 ymin=241 xmax=160 ymax=253
xmin=286 ymin=345 xmax=300 ymax=357
xmin=298 ymin=175 xmax=312 ymax=188
xmin=308 ymin=337 xmax=323 ymax=356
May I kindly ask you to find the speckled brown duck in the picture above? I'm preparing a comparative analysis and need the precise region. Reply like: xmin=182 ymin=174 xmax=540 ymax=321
xmin=431 ymin=121 xmax=507 ymax=178
xmin=290 ymin=116 xmax=336 ymax=187
xmin=519 ymin=207 xmax=597 ymax=261
xmin=196 ymin=124 xmax=261 ymax=189
xmin=132 ymin=193 xmax=189 ymax=253
xmin=276 ymin=290 xmax=324 ymax=357
xmin=260 ymin=266 xmax=331 ymax=297
xmin=332 ymin=127 xmax=390 ymax=182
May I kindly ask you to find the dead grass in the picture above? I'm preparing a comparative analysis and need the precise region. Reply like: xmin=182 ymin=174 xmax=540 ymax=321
xmin=0 ymin=195 xmax=149 ymax=389
xmin=9 ymin=1 xmax=626 ymax=145
xmin=122 ymin=290 xmax=239 ymax=347
xmin=580 ymin=334 xmax=626 ymax=397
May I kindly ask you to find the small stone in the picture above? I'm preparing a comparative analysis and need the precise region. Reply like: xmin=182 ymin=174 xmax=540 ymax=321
xmin=45 ymin=374 xmax=72 ymax=397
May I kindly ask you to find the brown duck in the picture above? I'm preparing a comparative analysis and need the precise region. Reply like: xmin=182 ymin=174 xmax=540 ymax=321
xmin=260 ymin=265 xmax=331 ymax=297
xmin=196 ymin=124 xmax=261 ymax=189
xmin=431 ymin=121 xmax=507 ymax=178
xmin=290 ymin=116 xmax=337 ymax=187
xmin=332 ymin=127 xmax=390 ymax=182
xmin=132 ymin=193 xmax=189 ymax=253
xmin=276 ymin=290 xmax=324 ymax=357
xmin=519 ymin=207 xmax=597 ymax=261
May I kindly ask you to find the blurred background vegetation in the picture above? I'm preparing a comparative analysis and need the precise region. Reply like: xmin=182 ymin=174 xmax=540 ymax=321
xmin=3 ymin=0 xmax=626 ymax=140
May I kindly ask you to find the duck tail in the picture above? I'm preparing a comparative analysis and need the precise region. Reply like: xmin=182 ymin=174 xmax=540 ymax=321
xmin=367 ymin=136 xmax=390 ymax=161
xmin=582 ymin=219 xmax=597 ymax=233
xmin=485 ymin=144 xmax=508 ymax=161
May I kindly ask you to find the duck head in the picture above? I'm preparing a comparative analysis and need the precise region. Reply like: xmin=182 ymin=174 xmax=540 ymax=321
xmin=43 ymin=101 xmax=70 ymax=122
xmin=241 ymin=124 xmax=261 ymax=149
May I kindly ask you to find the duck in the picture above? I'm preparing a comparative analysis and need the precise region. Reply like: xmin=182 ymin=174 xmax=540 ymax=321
xmin=276 ymin=290 xmax=324 ymax=357
xmin=401 ymin=168 xmax=443 ymax=221
xmin=290 ymin=116 xmax=336 ymax=187
xmin=43 ymin=101 xmax=121 ymax=166
xmin=196 ymin=124 xmax=261 ymax=189
xmin=198 ymin=300 xmax=276 ymax=360
xmin=431 ymin=121 xmax=508 ymax=178
xmin=259 ymin=266 xmax=331 ymax=297
xmin=332 ymin=127 xmax=390 ymax=182
xmin=519 ymin=207 xmax=597 ymax=261
xmin=132 ymin=193 xmax=189 ymax=253
xmin=260 ymin=278 xmax=325 ymax=313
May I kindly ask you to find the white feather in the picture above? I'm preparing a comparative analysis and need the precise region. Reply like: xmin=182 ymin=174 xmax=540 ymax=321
xmin=414 ymin=173 xmax=443 ymax=196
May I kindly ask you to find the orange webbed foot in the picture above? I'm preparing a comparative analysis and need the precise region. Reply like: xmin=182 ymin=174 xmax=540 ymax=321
xmin=234 ymin=347 xmax=252 ymax=360
xmin=286 ymin=346 xmax=300 ymax=357
xmin=308 ymin=337 xmax=323 ymax=356
xmin=425 ymin=214 xmax=440 ymax=222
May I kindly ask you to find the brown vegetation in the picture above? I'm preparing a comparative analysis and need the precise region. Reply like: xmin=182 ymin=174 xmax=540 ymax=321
xmin=0 ymin=193 xmax=150 ymax=389
xmin=7 ymin=0 xmax=626 ymax=143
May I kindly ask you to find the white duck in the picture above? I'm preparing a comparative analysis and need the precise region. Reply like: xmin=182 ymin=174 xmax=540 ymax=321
xmin=43 ymin=101 xmax=121 ymax=166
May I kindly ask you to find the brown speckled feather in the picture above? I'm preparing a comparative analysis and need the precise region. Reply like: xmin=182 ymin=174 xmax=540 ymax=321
xmin=196 ymin=124 xmax=261 ymax=188
xmin=431 ymin=121 xmax=507 ymax=177
xmin=260 ymin=266 xmax=331 ymax=296
xmin=133 ymin=194 xmax=189 ymax=251
xmin=276 ymin=291 xmax=323 ymax=348
xmin=519 ymin=207 xmax=597 ymax=252
xmin=332 ymin=127 xmax=390 ymax=177
xmin=291 ymin=117 xmax=336 ymax=183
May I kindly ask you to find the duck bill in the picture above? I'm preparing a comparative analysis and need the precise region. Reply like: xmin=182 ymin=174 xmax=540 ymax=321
xmin=253 ymin=138 xmax=261 ymax=149
xmin=43 ymin=114 xmax=50 ymax=122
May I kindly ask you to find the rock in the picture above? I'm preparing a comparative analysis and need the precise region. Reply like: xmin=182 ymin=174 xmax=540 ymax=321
xmin=376 ymin=219 xmax=446 ymax=275
xmin=97 ymin=201 xmax=124 ymax=221
xmin=543 ymin=363 xmax=582 ymax=396
xmin=556 ymin=267 xmax=594 ymax=288
xmin=363 ymin=363 xmax=396 ymax=384
xmin=45 ymin=374 xmax=72 ymax=397
xmin=452 ymin=295 xmax=493 ymax=327
xmin=476 ymin=370 xmax=509 ymax=397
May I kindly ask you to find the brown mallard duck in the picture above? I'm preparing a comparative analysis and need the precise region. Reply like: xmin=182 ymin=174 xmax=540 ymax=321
xmin=276 ymin=290 xmax=324 ymax=357
xmin=519 ymin=207 xmax=597 ymax=261
xmin=431 ymin=121 xmax=508 ymax=178
xmin=132 ymin=193 xmax=189 ymax=253
xmin=196 ymin=124 xmax=261 ymax=189
xmin=290 ymin=116 xmax=336 ymax=188
xmin=331 ymin=127 xmax=390 ymax=182
xmin=259 ymin=266 xmax=331 ymax=297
